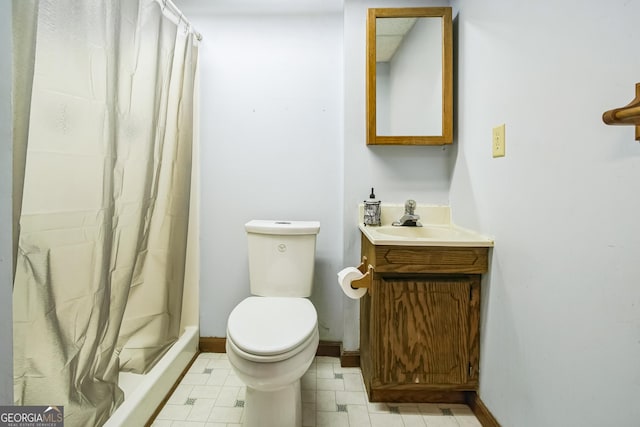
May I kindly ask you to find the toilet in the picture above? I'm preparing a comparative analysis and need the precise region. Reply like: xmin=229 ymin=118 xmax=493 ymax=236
xmin=226 ymin=220 xmax=321 ymax=427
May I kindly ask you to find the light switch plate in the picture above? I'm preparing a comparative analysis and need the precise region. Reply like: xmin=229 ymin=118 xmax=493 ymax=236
xmin=492 ymin=124 xmax=506 ymax=158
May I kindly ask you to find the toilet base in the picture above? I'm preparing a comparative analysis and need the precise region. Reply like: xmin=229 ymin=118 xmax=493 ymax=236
xmin=243 ymin=379 xmax=302 ymax=427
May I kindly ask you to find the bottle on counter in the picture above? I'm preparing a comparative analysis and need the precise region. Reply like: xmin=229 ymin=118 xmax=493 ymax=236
xmin=363 ymin=188 xmax=381 ymax=226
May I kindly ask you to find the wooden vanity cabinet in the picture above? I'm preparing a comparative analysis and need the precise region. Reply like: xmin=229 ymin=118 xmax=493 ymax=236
xmin=359 ymin=234 xmax=489 ymax=403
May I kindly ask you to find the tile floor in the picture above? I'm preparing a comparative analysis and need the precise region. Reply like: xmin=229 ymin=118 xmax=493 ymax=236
xmin=152 ymin=353 xmax=483 ymax=427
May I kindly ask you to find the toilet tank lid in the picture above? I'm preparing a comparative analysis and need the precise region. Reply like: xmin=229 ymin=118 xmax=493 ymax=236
xmin=245 ymin=220 xmax=320 ymax=235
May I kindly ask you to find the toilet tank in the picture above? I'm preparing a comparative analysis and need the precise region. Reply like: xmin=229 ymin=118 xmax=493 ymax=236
xmin=245 ymin=220 xmax=320 ymax=297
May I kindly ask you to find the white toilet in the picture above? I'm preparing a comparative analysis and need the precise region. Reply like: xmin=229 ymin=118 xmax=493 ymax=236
xmin=226 ymin=220 xmax=321 ymax=427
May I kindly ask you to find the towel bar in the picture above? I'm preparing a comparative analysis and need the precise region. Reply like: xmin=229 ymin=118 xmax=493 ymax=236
xmin=603 ymin=82 xmax=640 ymax=141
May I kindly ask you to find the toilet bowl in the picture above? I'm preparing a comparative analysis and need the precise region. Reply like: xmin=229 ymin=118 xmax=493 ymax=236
xmin=226 ymin=296 xmax=319 ymax=427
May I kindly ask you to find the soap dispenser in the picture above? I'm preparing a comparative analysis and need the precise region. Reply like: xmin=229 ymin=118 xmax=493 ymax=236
xmin=363 ymin=188 xmax=381 ymax=226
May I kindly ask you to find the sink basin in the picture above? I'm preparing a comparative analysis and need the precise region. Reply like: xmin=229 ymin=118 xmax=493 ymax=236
xmin=375 ymin=225 xmax=459 ymax=239
xmin=359 ymin=223 xmax=494 ymax=247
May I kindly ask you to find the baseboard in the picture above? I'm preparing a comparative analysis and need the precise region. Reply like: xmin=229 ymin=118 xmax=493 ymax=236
xmin=340 ymin=348 xmax=360 ymax=368
xmin=199 ymin=337 xmax=226 ymax=353
xmin=316 ymin=340 xmax=341 ymax=357
xmin=316 ymin=342 xmax=362 ymax=369
xmin=466 ymin=392 xmax=501 ymax=427
xmin=199 ymin=337 xmax=350 ymax=361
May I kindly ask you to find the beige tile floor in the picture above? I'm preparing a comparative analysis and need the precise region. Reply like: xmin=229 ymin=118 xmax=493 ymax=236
xmin=152 ymin=353 xmax=483 ymax=427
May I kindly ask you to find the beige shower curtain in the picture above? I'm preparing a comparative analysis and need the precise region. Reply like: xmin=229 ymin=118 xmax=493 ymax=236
xmin=12 ymin=0 xmax=199 ymax=425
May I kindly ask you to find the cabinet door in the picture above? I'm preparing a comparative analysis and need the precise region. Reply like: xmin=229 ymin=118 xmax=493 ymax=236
xmin=376 ymin=276 xmax=476 ymax=386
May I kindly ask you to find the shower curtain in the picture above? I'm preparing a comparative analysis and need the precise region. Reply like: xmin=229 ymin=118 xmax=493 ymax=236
xmin=12 ymin=0 xmax=199 ymax=425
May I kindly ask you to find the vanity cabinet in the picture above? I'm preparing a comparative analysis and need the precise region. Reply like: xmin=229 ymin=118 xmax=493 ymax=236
xmin=359 ymin=234 xmax=489 ymax=403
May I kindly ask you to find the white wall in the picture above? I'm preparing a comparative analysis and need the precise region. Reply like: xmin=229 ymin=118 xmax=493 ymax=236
xmin=176 ymin=3 xmax=346 ymax=341
xmin=450 ymin=0 xmax=640 ymax=425
xmin=0 ymin=0 xmax=13 ymax=405
xmin=388 ymin=17 xmax=442 ymax=135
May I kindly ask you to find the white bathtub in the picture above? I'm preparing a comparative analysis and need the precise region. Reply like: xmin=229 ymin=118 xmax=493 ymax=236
xmin=104 ymin=326 xmax=199 ymax=427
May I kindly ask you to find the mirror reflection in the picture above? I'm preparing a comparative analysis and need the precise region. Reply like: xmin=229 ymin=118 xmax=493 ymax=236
xmin=366 ymin=8 xmax=452 ymax=145
xmin=376 ymin=17 xmax=443 ymax=136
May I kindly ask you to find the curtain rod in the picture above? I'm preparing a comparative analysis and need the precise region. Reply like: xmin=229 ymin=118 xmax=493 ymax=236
xmin=160 ymin=0 xmax=203 ymax=41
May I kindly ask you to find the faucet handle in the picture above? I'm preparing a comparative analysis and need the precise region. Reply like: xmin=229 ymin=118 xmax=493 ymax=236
xmin=404 ymin=199 xmax=416 ymax=215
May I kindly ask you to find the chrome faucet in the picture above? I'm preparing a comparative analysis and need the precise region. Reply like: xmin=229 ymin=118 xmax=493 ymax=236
xmin=392 ymin=199 xmax=422 ymax=227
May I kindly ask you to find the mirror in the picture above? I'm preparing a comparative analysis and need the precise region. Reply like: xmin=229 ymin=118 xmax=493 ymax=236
xmin=366 ymin=7 xmax=452 ymax=145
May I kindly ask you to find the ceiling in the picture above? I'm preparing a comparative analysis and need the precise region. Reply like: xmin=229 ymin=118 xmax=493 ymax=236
xmin=376 ymin=17 xmax=417 ymax=62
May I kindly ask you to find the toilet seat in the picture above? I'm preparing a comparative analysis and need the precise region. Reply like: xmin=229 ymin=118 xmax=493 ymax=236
xmin=227 ymin=296 xmax=318 ymax=361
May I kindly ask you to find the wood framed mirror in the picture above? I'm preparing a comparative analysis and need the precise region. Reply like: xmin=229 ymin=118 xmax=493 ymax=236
xmin=366 ymin=7 xmax=453 ymax=145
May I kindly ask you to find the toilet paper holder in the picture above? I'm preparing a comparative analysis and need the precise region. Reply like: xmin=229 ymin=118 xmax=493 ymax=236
xmin=351 ymin=256 xmax=373 ymax=290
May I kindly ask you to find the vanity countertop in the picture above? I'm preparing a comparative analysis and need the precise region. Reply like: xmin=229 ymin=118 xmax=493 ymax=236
xmin=358 ymin=204 xmax=494 ymax=247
